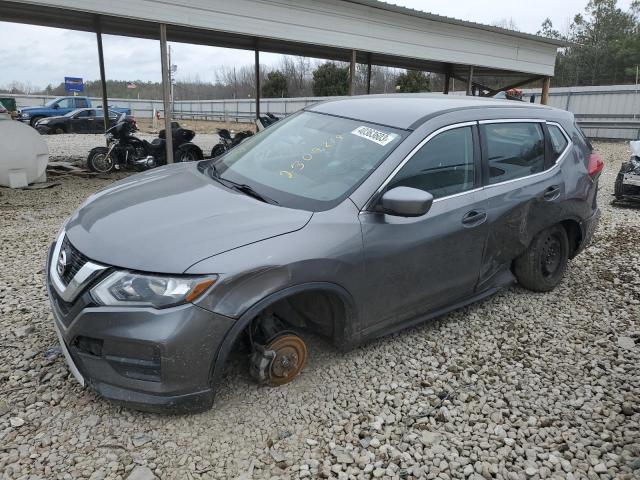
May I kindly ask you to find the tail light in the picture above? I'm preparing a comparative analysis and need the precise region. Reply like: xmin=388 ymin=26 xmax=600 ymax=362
xmin=588 ymin=153 xmax=604 ymax=178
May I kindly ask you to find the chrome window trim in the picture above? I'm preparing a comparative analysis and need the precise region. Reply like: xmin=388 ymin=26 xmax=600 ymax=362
xmin=362 ymin=121 xmax=477 ymax=211
xmin=361 ymin=119 xmax=574 ymax=213
xmin=50 ymin=231 xmax=108 ymax=303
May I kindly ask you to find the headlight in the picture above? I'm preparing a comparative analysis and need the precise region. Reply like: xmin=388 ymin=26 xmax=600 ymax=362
xmin=38 ymin=119 xmax=49 ymax=124
xmin=21 ymin=113 xmax=30 ymax=118
xmin=91 ymin=271 xmax=217 ymax=308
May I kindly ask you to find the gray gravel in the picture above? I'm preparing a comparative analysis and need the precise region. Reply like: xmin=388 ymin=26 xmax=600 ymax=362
xmin=0 ymin=141 xmax=639 ymax=479
xmin=44 ymin=132 xmax=220 ymax=164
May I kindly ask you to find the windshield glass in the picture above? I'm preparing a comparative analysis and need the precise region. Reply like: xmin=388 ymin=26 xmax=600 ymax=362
xmin=64 ymin=109 xmax=80 ymax=117
xmin=210 ymin=111 xmax=407 ymax=210
xmin=44 ymin=98 xmax=59 ymax=107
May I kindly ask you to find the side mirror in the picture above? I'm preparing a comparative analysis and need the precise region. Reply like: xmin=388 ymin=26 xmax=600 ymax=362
xmin=53 ymin=103 xmax=60 ymax=109
xmin=380 ymin=187 xmax=433 ymax=217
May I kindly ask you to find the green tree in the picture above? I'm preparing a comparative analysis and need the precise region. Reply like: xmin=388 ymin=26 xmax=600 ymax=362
xmin=312 ymin=62 xmax=349 ymax=96
xmin=539 ymin=0 xmax=640 ymax=86
xmin=261 ymin=70 xmax=289 ymax=98
xmin=396 ymin=70 xmax=431 ymax=93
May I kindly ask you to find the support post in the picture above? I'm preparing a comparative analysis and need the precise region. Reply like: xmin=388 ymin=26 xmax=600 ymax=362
xmin=95 ymin=16 xmax=109 ymax=135
xmin=366 ymin=54 xmax=372 ymax=94
xmin=255 ymin=46 xmax=260 ymax=120
xmin=349 ymin=49 xmax=357 ymax=96
xmin=541 ymin=77 xmax=551 ymax=105
xmin=443 ymin=73 xmax=450 ymax=94
xmin=160 ymin=24 xmax=174 ymax=164
xmin=466 ymin=66 xmax=474 ymax=96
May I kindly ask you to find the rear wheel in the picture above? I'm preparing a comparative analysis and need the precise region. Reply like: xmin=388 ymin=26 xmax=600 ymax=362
xmin=87 ymin=147 xmax=115 ymax=173
xmin=176 ymin=146 xmax=202 ymax=163
xmin=514 ymin=224 xmax=569 ymax=292
xmin=211 ymin=144 xmax=226 ymax=158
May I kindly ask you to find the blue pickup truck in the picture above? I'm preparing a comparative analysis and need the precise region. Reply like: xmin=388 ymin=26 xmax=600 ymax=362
xmin=17 ymin=96 xmax=131 ymax=127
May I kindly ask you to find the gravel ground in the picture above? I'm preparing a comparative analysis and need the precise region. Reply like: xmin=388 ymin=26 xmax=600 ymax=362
xmin=44 ymin=133 xmax=220 ymax=164
xmin=0 ymin=141 xmax=639 ymax=480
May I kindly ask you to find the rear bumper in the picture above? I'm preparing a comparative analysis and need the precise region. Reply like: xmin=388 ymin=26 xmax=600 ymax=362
xmin=46 ymin=243 xmax=236 ymax=413
xmin=577 ymin=208 xmax=600 ymax=255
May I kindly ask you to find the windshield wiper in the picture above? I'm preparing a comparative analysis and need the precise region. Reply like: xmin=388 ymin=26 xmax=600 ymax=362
xmin=209 ymin=164 xmax=278 ymax=205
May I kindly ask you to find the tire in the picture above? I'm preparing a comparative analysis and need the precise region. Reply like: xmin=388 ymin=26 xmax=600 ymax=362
xmin=87 ymin=147 xmax=115 ymax=173
xmin=211 ymin=144 xmax=227 ymax=158
xmin=514 ymin=224 xmax=570 ymax=292
xmin=614 ymin=172 xmax=625 ymax=200
xmin=30 ymin=116 xmax=43 ymax=128
xmin=175 ymin=145 xmax=203 ymax=163
xmin=53 ymin=126 xmax=65 ymax=135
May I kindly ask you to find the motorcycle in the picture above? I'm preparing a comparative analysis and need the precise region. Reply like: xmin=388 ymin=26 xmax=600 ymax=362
xmin=87 ymin=113 xmax=204 ymax=173
xmin=210 ymin=113 xmax=282 ymax=158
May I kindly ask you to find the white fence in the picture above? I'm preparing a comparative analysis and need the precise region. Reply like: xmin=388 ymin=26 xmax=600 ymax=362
xmin=7 ymin=85 xmax=640 ymax=139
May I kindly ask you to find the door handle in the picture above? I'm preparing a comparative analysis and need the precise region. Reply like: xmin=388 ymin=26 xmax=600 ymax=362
xmin=462 ymin=209 xmax=487 ymax=227
xmin=543 ymin=185 xmax=560 ymax=201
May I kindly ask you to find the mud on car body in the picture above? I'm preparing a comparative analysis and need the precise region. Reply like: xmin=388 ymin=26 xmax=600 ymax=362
xmin=47 ymin=95 xmax=602 ymax=412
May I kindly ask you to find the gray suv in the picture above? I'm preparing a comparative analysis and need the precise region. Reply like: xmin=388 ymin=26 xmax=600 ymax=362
xmin=47 ymin=95 xmax=602 ymax=412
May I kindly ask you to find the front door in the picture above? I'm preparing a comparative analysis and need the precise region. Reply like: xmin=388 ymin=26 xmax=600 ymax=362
xmin=359 ymin=123 xmax=488 ymax=337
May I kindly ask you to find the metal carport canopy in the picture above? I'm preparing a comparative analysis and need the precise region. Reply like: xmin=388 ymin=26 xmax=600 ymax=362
xmin=1 ymin=0 xmax=563 ymax=78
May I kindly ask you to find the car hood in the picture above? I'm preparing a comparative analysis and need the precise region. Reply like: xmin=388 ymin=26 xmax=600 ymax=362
xmin=65 ymin=163 xmax=313 ymax=273
xmin=20 ymin=106 xmax=46 ymax=113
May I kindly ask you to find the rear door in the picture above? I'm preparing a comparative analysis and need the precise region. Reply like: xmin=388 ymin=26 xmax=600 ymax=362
xmin=359 ymin=122 xmax=489 ymax=336
xmin=477 ymin=120 xmax=570 ymax=290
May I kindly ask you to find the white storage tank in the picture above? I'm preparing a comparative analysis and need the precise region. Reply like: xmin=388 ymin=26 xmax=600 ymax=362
xmin=0 ymin=112 xmax=48 ymax=188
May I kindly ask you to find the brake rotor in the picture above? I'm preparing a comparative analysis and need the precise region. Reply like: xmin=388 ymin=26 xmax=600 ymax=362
xmin=265 ymin=334 xmax=308 ymax=386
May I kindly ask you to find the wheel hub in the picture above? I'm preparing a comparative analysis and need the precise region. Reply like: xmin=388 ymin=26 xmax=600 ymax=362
xmin=250 ymin=334 xmax=307 ymax=386
xmin=541 ymin=235 xmax=562 ymax=276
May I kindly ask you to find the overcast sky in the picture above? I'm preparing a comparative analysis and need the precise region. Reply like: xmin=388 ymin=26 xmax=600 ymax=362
xmin=0 ymin=0 xmax=634 ymax=89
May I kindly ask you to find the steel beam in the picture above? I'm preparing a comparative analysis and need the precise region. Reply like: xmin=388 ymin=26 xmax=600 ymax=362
xmin=349 ymin=49 xmax=357 ymax=96
xmin=95 ymin=16 xmax=110 ymax=135
xmin=255 ymin=45 xmax=260 ymax=119
xmin=160 ymin=23 xmax=174 ymax=164
xmin=541 ymin=77 xmax=551 ymax=105
xmin=466 ymin=66 xmax=474 ymax=96
xmin=366 ymin=53 xmax=372 ymax=95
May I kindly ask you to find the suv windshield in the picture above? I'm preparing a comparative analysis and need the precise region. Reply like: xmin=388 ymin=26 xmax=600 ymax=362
xmin=209 ymin=111 xmax=407 ymax=210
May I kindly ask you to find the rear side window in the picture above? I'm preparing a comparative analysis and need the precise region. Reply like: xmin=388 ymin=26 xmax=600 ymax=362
xmin=388 ymin=126 xmax=475 ymax=199
xmin=483 ymin=122 xmax=545 ymax=185
xmin=548 ymin=125 xmax=569 ymax=160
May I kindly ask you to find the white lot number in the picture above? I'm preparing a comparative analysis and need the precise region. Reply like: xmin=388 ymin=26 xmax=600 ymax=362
xmin=351 ymin=126 xmax=398 ymax=146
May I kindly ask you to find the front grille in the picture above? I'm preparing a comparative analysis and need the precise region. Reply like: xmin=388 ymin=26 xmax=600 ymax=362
xmin=60 ymin=236 xmax=89 ymax=285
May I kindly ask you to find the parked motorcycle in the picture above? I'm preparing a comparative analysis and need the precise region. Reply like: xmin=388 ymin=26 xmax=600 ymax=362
xmin=87 ymin=113 xmax=203 ymax=173
xmin=210 ymin=128 xmax=254 ymax=158
xmin=210 ymin=113 xmax=282 ymax=158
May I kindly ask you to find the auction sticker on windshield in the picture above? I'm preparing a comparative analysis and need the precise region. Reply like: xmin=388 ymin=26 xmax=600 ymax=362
xmin=351 ymin=126 xmax=398 ymax=146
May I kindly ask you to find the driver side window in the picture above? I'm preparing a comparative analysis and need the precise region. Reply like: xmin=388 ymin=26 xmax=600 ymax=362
xmin=388 ymin=126 xmax=476 ymax=199
xmin=57 ymin=98 xmax=74 ymax=109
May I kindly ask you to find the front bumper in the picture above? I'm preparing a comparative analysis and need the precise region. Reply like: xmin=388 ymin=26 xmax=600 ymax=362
xmin=46 ymin=242 xmax=235 ymax=413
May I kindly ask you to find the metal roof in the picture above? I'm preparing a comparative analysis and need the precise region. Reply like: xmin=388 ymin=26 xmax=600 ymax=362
xmin=1 ymin=0 xmax=562 ymax=78
xmin=345 ymin=1 xmax=567 ymax=47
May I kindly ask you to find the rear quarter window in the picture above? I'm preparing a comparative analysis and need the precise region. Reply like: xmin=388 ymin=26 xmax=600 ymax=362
xmin=547 ymin=124 xmax=569 ymax=161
